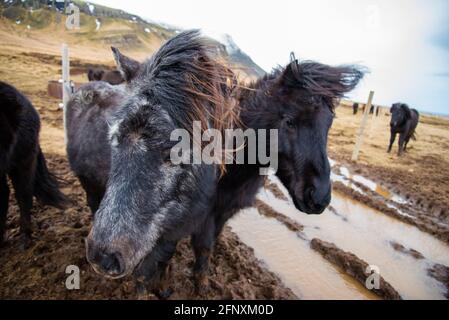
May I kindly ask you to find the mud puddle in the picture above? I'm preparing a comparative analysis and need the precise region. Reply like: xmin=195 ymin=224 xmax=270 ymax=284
xmin=230 ymin=176 xmax=449 ymax=300
xmin=229 ymin=208 xmax=379 ymax=299
xmin=330 ymin=159 xmax=408 ymax=205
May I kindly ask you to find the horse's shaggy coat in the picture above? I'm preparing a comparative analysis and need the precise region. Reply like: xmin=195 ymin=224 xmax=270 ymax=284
xmin=67 ymin=31 xmax=235 ymax=285
xmin=0 ymin=81 xmax=67 ymax=247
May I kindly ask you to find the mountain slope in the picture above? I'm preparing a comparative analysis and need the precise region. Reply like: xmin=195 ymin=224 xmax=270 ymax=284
xmin=0 ymin=1 xmax=265 ymax=81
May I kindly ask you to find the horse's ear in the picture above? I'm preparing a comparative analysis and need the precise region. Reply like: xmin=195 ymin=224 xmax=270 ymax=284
xmin=87 ymin=69 xmax=94 ymax=81
xmin=278 ymin=57 xmax=301 ymax=89
xmin=111 ymin=47 xmax=140 ymax=82
xmin=401 ymin=104 xmax=412 ymax=118
xmin=95 ymin=70 xmax=105 ymax=81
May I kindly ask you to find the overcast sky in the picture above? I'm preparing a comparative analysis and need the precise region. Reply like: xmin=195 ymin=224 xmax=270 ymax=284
xmin=89 ymin=0 xmax=449 ymax=115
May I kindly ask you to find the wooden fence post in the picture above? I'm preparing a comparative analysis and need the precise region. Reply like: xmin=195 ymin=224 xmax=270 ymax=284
xmin=352 ymin=91 xmax=374 ymax=162
xmin=62 ymin=43 xmax=70 ymax=144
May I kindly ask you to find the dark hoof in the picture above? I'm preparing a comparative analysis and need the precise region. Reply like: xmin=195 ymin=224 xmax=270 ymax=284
xmin=155 ymin=287 xmax=173 ymax=300
xmin=194 ymin=273 xmax=210 ymax=296
xmin=136 ymin=282 xmax=147 ymax=296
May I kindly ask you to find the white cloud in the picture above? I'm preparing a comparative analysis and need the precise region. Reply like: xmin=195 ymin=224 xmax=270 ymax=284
xmin=88 ymin=0 xmax=449 ymax=114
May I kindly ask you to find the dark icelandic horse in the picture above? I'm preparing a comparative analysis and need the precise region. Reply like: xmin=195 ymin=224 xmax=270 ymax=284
xmin=387 ymin=103 xmax=419 ymax=155
xmin=87 ymin=68 xmax=124 ymax=85
xmin=353 ymin=102 xmax=359 ymax=114
xmin=67 ymin=31 xmax=234 ymax=288
xmin=0 ymin=81 xmax=67 ymax=248
xmin=369 ymin=104 xmax=379 ymax=116
xmin=67 ymin=32 xmax=363 ymax=295
xmin=187 ymin=56 xmax=364 ymax=292
xmin=65 ymin=81 xmax=128 ymax=213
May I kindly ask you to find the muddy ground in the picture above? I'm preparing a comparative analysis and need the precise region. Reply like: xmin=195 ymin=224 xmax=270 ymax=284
xmin=0 ymin=153 xmax=295 ymax=300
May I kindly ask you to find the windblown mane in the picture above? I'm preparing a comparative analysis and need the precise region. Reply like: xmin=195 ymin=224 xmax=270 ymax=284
xmin=242 ymin=59 xmax=365 ymax=112
xmin=136 ymin=30 xmax=238 ymax=136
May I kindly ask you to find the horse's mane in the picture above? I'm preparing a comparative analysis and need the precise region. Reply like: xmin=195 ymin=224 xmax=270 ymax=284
xmin=242 ymin=59 xmax=364 ymax=113
xmin=139 ymin=30 xmax=238 ymax=136
xmin=132 ymin=30 xmax=239 ymax=174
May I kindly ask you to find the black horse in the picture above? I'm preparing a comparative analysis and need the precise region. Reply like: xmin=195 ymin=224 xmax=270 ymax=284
xmin=188 ymin=56 xmax=364 ymax=292
xmin=369 ymin=104 xmax=379 ymax=116
xmin=387 ymin=103 xmax=419 ymax=155
xmin=69 ymin=31 xmax=234 ymax=284
xmin=65 ymin=81 xmax=127 ymax=213
xmin=0 ymin=81 xmax=67 ymax=248
xmin=353 ymin=102 xmax=359 ymax=114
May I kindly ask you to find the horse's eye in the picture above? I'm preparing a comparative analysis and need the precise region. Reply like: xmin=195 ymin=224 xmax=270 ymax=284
xmin=161 ymin=149 xmax=172 ymax=162
xmin=286 ymin=119 xmax=295 ymax=128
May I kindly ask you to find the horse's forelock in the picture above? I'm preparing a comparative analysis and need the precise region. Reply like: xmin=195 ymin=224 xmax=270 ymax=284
xmin=122 ymin=31 xmax=239 ymax=174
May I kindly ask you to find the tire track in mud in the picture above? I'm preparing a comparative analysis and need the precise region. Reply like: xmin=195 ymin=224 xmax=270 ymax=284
xmin=256 ymin=179 xmax=449 ymax=300
xmin=330 ymin=154 xmax=449 ymax=229
xmin=253 ymin=191 xmax=391 ymax=299
xmin=332 ymin=181 xmax=449 ymax=244
xmin=310 ymin=239 xmax=402 ymax=300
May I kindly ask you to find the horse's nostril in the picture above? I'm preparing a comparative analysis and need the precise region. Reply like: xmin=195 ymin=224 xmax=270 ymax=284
xmin=304 ymin=187 xmax=315 ymax=204
xmin=308 ymin=188 xmax=315 ymax=198
xmin=99 ymin=251 xmax=124 ymax=275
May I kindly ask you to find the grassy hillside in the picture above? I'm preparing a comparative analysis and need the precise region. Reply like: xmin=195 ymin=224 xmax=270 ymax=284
xmin=0 ymin=1 xmax=264 ymax=81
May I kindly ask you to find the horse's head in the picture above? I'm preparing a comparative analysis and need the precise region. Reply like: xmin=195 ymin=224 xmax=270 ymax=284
xmin=390 ymin=103 xmax=411 ymax=127
xmin=249 ymin=56 xmax=364 ymax=214
xmin=86 ymin=31 xmax=228 ymax=278
xmin=87 ymin=68 xmax=105 ymax=81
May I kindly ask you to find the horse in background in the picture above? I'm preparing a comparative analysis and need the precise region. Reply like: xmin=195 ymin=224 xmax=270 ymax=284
xmin=0 ymin=81 xmax=67 ymax=248
xmin=388 ymin=103 xmax=419 ymax=155
xmin=65 ymin=81 xmax=127 ymax=213
xmin=87 ymin=68 xmax=124 ymax=85
xmin=353 ymin=102 xmax=359 ymax=114
xmin=370 ymin=104 xmax=379 ymax=116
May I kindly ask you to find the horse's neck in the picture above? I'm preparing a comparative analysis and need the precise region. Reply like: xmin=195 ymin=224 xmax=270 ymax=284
xmin=214 ymin=85 xmax=267 ymax=213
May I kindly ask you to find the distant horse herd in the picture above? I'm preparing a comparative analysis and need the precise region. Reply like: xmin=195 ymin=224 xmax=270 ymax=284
xmin=0 ymin=30 xmax=419 ymax=296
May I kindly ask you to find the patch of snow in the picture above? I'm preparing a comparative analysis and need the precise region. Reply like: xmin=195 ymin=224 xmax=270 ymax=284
xmin=220 ymin=34 xmax=240 ymax=54
xmin=88 ymin=3 xmax=95 ymax=14
xmin=144 ymin=28 xmax=151 ymax=33
xmin=202 ymin=30 xmax=242 ymax=55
